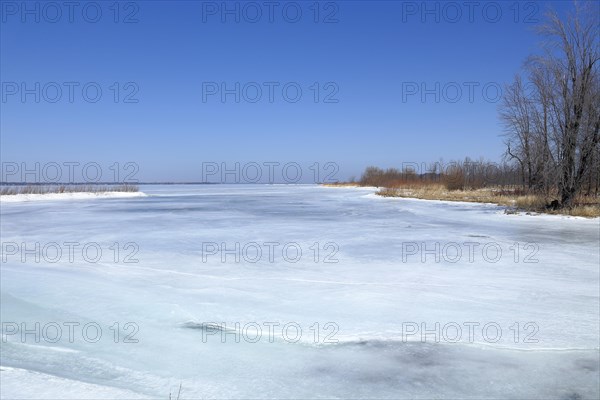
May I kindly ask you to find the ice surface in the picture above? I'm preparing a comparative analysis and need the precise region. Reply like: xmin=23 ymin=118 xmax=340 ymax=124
xmin=0 ymin=367 xmax=146 ymax=399
xmin=1 ymin=185 xmax=598 ymax=398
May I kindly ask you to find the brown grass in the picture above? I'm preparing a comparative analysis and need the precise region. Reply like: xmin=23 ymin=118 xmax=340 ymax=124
xmin=0 ymin=184 xmax=139 ymax=196
xmin=376 ymin=185 xmax=599 ymax=218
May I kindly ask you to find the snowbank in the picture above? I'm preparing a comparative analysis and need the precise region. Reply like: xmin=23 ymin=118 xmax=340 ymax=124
xmin=0 ymin=191 xmax=147 ymax=203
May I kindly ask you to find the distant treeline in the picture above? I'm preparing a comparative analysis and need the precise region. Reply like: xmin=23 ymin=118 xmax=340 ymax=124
xmin=356 ymin=159 xmax=526 ymax=191
xmin=357 ymin=156 xmax=599 ymax=198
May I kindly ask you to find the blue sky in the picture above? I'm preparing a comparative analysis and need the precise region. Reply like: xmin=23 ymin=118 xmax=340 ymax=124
xmin=0 ymin=1 xmax=580 ymax=182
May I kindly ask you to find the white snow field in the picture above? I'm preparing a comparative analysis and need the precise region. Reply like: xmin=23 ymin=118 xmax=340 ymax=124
xmin=1 ymin=185 xmax=598 ymax=399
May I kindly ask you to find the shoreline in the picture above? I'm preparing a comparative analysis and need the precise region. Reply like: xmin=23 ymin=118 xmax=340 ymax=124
xmin=0 ymin=192 xmax=147 ymax=203
xmin=322 ymin=184 xmax=600 ymax=219
xmin=362 ymin=192 xmax=600 ymax=222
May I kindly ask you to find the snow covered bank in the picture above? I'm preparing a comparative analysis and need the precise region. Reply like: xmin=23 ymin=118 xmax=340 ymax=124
xmin=0 ymin=192 xmax=147 ymax=203
xmin=359 ymin=189 xmax=600 ymax=220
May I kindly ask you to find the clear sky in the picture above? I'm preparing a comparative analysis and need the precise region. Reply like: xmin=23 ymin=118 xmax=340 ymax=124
xmin=0 ymin=0 xmax=581 ymax=183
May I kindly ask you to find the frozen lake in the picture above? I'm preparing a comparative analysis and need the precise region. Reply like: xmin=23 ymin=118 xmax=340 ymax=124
xmin=1 ymin=185 xmax=599 ymax=399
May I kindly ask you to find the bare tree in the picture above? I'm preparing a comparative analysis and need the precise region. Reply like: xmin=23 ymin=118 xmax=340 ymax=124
xmin=501 ymin=2 xmax=599 ymax=208
xmin=541 ymin=3 xmax=599 ymax=207
xmin=500 ymin=75 xmax=536 ymax=189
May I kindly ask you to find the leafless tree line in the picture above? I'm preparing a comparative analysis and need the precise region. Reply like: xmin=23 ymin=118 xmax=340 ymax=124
xmin=500 ymin=2 xmax=599 ymax=208
xmin=359 ymin=159 xmax=523 ymax=190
